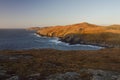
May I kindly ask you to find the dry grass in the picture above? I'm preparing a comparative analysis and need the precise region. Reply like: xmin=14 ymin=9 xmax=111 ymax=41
xmin=0 ymin=48 xmax=120 ymax=78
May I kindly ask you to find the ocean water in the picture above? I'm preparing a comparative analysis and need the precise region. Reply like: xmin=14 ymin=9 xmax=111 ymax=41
xmin=0 ymin=29 xmax=103 ymax=50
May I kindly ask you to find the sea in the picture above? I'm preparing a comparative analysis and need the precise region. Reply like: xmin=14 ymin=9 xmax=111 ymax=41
xmin=0 ymin=29 xmax=103 ymax=50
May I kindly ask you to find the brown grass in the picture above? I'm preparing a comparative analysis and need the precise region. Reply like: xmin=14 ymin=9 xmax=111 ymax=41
xmin=0 ymin=48 xmax=120 ymax=78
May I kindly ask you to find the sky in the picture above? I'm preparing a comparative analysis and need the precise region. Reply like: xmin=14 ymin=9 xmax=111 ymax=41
xmin=0 ymin=0 xmax=120 ymax=28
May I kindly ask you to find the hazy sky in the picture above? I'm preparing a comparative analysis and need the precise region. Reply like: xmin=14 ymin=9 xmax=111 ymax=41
xmin=0 ymin=0 xmax=120 ymax=28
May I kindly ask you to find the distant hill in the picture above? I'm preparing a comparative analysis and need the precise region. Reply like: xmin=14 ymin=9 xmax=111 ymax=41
xmin=27 ymin=27 xmax=41 ymax=31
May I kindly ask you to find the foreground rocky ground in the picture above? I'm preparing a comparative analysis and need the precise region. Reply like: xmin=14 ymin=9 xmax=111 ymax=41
xmin=0 ymin=48 xmax=120 ymax=80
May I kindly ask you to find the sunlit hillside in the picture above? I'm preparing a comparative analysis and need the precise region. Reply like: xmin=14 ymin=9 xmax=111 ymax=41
xmin=36 ymin=22 xmax=120 ymax=47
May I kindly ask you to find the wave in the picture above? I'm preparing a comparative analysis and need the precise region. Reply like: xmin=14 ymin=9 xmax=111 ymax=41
xmin=49 ymin=38 xmax=69 ymax=45
xmin=33 ymin=33 xmax=41 ymax=37
xmin=32 ymin=33 xmax=103 ymax=50
xmin=33 ymin=33 xmax=51 ymax=39
xmin=49 ymin=38 xmax=103 ymax=48
xmin=68 ymin=43 xmax=103 ymax=49
xmin=49 ymin=38 xmax=62 ymax=44
xmin=86 ymin=45 xmax=103 ymax=49
xmin=49 ymin=39 xmax=62 ymax=44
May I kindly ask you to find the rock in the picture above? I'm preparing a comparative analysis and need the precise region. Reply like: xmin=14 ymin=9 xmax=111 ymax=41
xmin=80 ymin=69 xmax=120 ymax=80
xmin=0 ymin=69 xmax=13 ymax=80
xmin=60 ymin=33 xmax=83 ymax=44
xmin=0 ymin=70 xmax=7 ymax=76
xmin=46 ymin=69 xmax=120 ymax=80
xmin=46 ymin=72 xmax=81 ymax=80
xmin=28 ymin=73 xmax=40 ymax=80
xmin=116 ymin=75 xmax=120 ymax=80
xmin=6 ymin=76 xmax=19 ymax=80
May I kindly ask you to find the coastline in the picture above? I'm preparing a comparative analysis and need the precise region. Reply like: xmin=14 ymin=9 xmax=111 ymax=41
xmin=36 ymin=32 xmax=107 ymax=49
xmin=60 ymin=38 xmax=112 ymax=48
xmin=35 ymin=22 xmax=120 ymax=49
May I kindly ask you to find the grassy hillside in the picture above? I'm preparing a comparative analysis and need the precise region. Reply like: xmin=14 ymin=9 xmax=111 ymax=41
xmin=36 ymin=22 xmax=120 ymax=47
xmin=37 ymin=22 xmax=106 ymax=37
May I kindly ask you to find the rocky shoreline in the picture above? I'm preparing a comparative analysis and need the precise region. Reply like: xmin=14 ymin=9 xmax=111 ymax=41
xmin=36 ymin=32 xmax=113 ymax=49
xmin=60 ymin=37 xmax=113 ymax=48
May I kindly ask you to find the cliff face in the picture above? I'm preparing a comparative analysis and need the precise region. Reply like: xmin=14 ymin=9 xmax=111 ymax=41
xmin=36 ymin=22 xmax=120 ymax=47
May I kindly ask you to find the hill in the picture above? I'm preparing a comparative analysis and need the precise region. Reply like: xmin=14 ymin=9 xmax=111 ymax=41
xmin=36 ymin=22 xmax=120 ymax=48
xmin=37 ymin=22 xmax=106 ymax=37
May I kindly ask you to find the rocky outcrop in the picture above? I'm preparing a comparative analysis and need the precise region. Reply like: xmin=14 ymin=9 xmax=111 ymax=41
xmin=46 ymin=72 xmax=81 ymax=80
xmin=1 ymin=68 xmax=120 ymax=80
xmin=46 ymin=69 xmax=120 ymax=80
xmin=27 ymin=73 xmax=41 ymax=80
xmin=6 ymin=76 xmax=19 ymax=80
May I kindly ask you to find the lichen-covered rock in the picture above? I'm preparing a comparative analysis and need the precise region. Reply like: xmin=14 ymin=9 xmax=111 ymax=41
xmin=6 ymin=76 xmax=19 ymax=80
xmin=46 ymin=69 xmax=120 ymax=80
xmin=46 ymin=72 xmax=81 ymax=80
xmin=28 ymin=73 xmax=41 ymax=80
xmin=80 ymin=69 xmax=120 ymax=80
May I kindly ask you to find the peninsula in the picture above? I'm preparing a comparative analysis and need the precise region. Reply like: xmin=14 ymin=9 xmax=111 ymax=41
xmin=33 ymin=22 xmax=120 ymax=48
